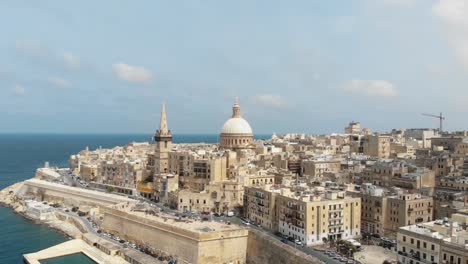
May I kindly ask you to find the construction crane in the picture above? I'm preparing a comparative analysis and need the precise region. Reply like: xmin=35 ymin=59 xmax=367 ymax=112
xmin=422 ymin=112 xmax=445 ymax=132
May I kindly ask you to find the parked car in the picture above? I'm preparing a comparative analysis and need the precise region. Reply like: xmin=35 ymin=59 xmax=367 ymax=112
xmin=294 ymin=239 xmax=302 ymax=246
xmin=280 ymin=238 xmax=288 ymax=244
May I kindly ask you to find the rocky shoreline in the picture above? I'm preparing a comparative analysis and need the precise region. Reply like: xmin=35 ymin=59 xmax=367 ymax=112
xmin=0 ymin=182 xmax=82 ymax=240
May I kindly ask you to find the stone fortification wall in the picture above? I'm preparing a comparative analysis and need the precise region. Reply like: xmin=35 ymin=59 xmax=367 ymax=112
xmin=18 ymin=179 xmax=134 ymax=208
xmin=55 ymin=212 xmax=88 ymax=234
xmin=246 ymin=229 xmax=322 ymax=264
xmin=101 ymin=207 xmax=248 ymax=264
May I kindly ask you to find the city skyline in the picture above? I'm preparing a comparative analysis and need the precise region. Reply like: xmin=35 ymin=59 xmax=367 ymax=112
xmin=1 ymin=0 xmax=468 ymax=134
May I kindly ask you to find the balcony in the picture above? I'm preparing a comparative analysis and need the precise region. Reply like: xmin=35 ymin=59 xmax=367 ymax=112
xmin=398 ymin=251 xmax=435 ymax=264
xmin=329 ymin=214 xmax=343 ymax=220
xmin=328 ymin=229 xmax=344 ymax=234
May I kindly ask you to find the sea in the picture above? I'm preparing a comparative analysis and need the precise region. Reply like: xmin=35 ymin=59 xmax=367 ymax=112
xmin=0 ymin=133 xmax=269 ymax=264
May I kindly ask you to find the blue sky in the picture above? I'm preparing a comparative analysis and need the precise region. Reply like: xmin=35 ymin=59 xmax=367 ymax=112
xmin=1 ymin=0 xmax=467 ymax=134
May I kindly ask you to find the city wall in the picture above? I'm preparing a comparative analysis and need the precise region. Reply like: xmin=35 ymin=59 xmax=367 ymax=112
xmin=101 ymin=207 xmax=248 ymax=264
xmin=246 ymin=229 xmax=322 ymax=264
xmin=18 ymin=179 xmax=134 ymax=208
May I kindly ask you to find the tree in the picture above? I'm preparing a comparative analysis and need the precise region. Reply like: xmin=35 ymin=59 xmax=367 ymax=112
xmin=106 ymin=186 xmax=115 ymax=193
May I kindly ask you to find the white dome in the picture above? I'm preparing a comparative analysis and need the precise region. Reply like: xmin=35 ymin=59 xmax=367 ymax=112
xmin=221 ymin=117 xmax=253 ymax=134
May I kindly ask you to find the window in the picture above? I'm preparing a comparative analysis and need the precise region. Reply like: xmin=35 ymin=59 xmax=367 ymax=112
xmin=403 ymin=236 xmax=406 ymax=242
xmin=431 ymin=244 xmax=435 ymax=250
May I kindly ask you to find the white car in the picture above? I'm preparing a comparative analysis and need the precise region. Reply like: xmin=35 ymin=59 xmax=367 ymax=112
xmin=294 ymin=239 xmax=302 ymax=246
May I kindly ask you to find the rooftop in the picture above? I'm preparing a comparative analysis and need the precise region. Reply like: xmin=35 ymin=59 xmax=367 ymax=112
xmin=120 ymin=204 xmax=246 ymax=233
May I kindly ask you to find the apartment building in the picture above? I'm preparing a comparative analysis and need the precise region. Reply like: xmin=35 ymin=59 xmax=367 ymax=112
xmin=397 ymin=214 xmax=468 ymax=264
xmin=345 ymin=121 xmax=361 ymax=134
xmin=301 ymin=159 xmax=342 ymax=179
xmin=243 ymin=185 xmax=280 ymax=230
xmin=361 ymin=184 xmax=434 ymax=235
xmin=362 ymin=160 xmax=435 ymax=190
xmin=362 ymin=134 xmax=391 ymax=158
xmin=437 ymin=176 xmax=468 ymax=192
xmin=277 ymin=190 xmax=361 ymax=245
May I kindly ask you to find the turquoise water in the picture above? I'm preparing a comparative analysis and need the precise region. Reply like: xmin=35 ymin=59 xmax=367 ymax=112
xmin=0 ymin=133 xmax=270 ymax=263
xmin=40 ymin=253 xmax=96 ymax=264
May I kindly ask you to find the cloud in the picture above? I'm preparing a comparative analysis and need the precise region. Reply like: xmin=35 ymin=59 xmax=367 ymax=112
xmin=342 ymin=80 xmax=398 ymax=97
xmin=251 ymin=94 xmax=287 ymax=108
xmin=48 ymin=77 xmax=71 ymax=88
xmin=433 ymin=0 xmax=468 ymax=69
xmin=112 ymin=63 xmax=153 ymax=83
xmin=13 ymin=85 xmax=27 ymax=96
xmin=63 ymin=52 xmax=80 ymax=67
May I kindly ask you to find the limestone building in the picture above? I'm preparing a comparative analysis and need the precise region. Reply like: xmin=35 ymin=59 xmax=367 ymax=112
xmin=345 ymin=121 xmax=361 ymax=134
xmin=244 ymin=185 xmax=362 ymax=245
xmin=361 ymin=184 xmax=434 ymax=236
xmin=396 ymin=215 xmax=468 ymax=264
xmin=244 ymin=185 xmax=281 ymax=230
xmin=362 ymin=134 xmax=391 ymax=158
xmin=277 ymin=189 xmax=361 ymax=245
xmin=220 ymin=99 xmax=254 ymax=150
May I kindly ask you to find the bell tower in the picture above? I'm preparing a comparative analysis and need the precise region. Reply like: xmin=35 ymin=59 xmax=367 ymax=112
xmin=154 ymin=103 xmax=172 ymax=174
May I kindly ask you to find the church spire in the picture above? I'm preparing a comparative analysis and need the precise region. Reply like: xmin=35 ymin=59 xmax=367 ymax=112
xmin=156 ymin=102 xmax=171 ymax=140
xmin=232 ymin=97 xmax=241 ymax=118
xmin=159 ymin=102 xmax=168 ymax=134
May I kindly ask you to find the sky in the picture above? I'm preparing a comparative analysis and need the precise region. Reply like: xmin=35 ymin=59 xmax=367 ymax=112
xmin=1 ymin=0 xmax=468 ymax=134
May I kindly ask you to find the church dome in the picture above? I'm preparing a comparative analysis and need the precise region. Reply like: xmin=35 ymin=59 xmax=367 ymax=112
xmin=221 ymin=117 xmax=253 ymax=134
xmin=219 ymin=98 xmax=254 ymax=149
